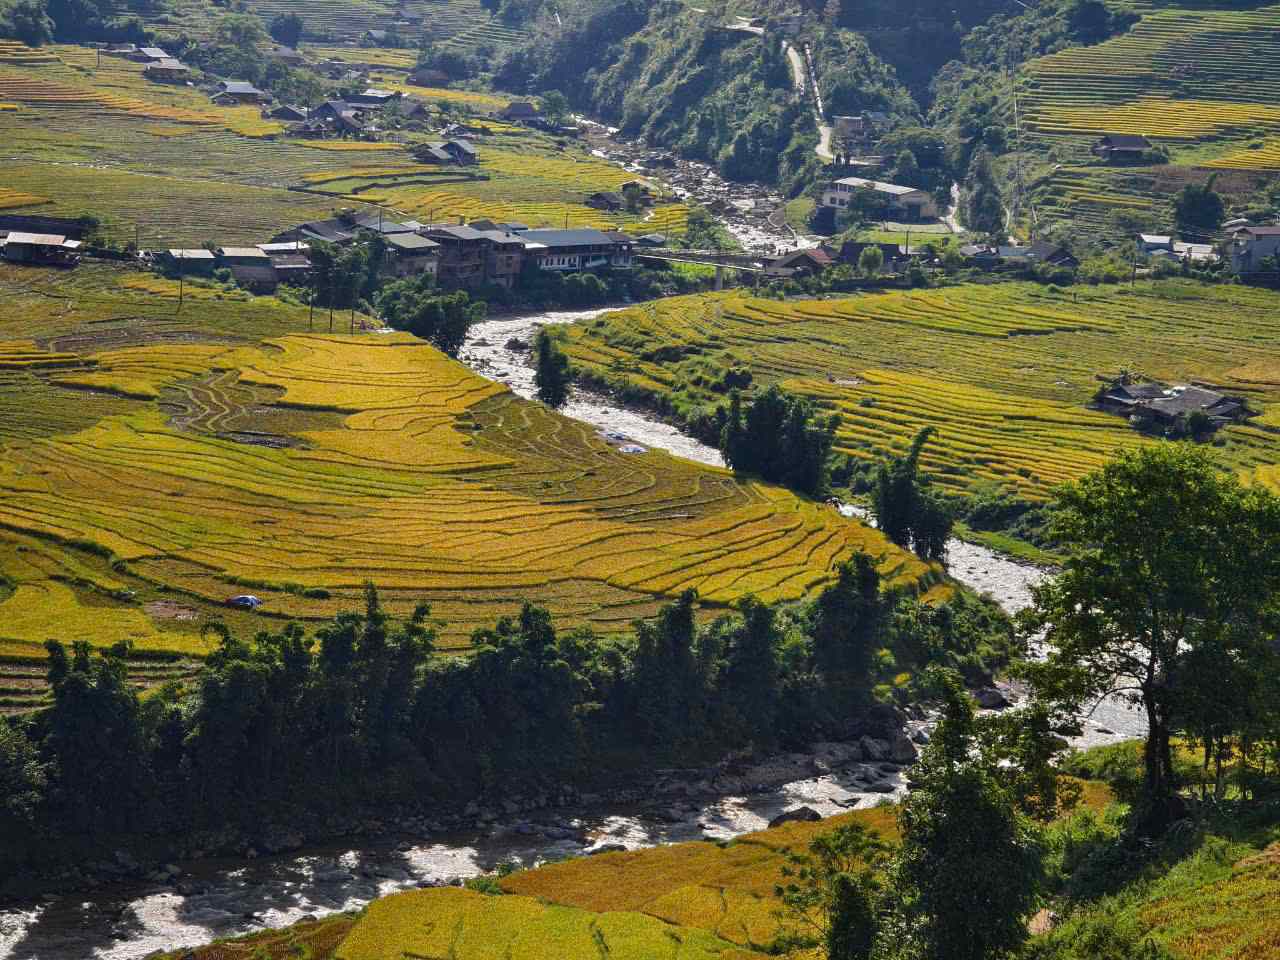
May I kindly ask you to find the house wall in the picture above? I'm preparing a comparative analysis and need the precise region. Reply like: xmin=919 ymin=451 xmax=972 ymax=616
xmin=1232 ymin=235 xmax=1280 ymax=273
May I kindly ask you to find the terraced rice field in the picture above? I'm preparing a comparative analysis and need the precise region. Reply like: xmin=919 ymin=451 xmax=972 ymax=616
xmin=0 ymin=265 xmax=929 ymax=674
xmin=1017 ymin=3 xmax=1280 ymax=229
xmin=562 ymin=282 xmax=1280 ymax=502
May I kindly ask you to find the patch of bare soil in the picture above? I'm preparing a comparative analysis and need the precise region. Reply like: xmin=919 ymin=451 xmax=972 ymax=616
xmin=144 ymin=599 xmax=200 ymax=621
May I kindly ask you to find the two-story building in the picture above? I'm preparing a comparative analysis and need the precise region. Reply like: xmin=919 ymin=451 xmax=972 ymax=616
xmin=821 ymin=177 xmax=939 ymax=222
xmin=1232 ymin=226 xmax=1280 ymax=273
xmin=383 ymin=233 xmax=440 ymax=279
xmin=520 ymin=229 xmax=633 ymax=272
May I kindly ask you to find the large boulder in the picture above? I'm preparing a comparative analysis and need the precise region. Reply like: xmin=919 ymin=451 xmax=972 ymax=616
xmin=859 ymin=736 xmax=890 ymax=761
xmin=890 ymin=732 xmax=919 ymax=764
xmin=768 ymin=806 xmax=823 ymax=828
xmin=974 ymin=687 xmax=1010 ymax=709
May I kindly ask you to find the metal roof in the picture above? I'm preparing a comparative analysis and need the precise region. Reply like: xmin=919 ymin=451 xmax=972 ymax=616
xmin=167 ymin=248 xmax=215 ymax=259
xmin=832 ymin=177 xmax=920 ymax=196
xmin=219 ymin=246 xmax=270 ymax=259
xmin=521 ymin=228 xmax=616 ymax=247
xmin=6 ymin=232 xmax=69 ymax=246
xmin=386 ymin=233 xmax=440 ymax=251
xmin=220 ymin=81 xmax=264 ymax=96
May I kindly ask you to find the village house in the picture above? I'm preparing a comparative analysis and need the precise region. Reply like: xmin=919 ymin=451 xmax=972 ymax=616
xmin=1231 ymin=225 xmax=1280 ymax=274
xmin=159 ymin=248 xmax=216 ymax=275
xmin=270 ymin=45 xmax=306 ymax=67
xmin=519 ymin=228 xmax=633 ymax=272
xmin=421 ymin=224 xmax=491 ymax=287
xmin=585 ymin=191 xmax=624 ymax=212
xmin=382 ymin=233 xmax=439 ymax=279
xmin=473 ymin=226 xmax=526 ymax=288
xmin=821 ymin=177 xmax=939 ymax=221
xmin=838 ymin=240 xmax=906 ymax=270
xmin=765 ymin=247 xmax=833 ymax=278
xmin=266 ymin=104 xmax=307 ymax=122
xmin=348 ymin=88 xmax=400 ymax=108
xmin=143 ymin=59 xmax=190 ymax=83
xmin=217 ymin=246 xmax=277 ymax=293
xmin=408 ymin=68 xmax=449 ymax=87
xmin=499 ymin=101 xmax=539 ymax=123
xmin=213 ymin=81 xmax=270 ymax=106
xmin=1091 ymin=133 xmax=1152 ymax=162
xmin=0 ymin=232 xmax=82 ymax=266
xmin=128 ymin=46 xmax=171 ymax=64
xmin=1098 ymin=379 xmax=1249 ymax=432
xmin=415 ymin=139 xmax=478 ymax=165
xmin=311 ymin=100 xmax=365 ymax=135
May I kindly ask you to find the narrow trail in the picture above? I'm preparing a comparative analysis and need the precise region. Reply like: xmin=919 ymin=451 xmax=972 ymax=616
xmin=784 ymin=42 xmax=833 ymax=162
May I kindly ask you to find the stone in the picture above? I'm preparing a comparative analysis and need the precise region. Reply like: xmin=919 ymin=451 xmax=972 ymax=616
xmin=864 ymin=782 xmax=896 ymax=794
xmin=768 ymin=806 xmax=822 ymax=828
xmin=859 ymin=736 xmax=890 ymax=761
xmin=587 ymin=843 xmax=627 ymax=855
xmin=974 ymin=687 xmax=1010 ymax=709
xmin=890 ymin=732 xmax=919 ymax=764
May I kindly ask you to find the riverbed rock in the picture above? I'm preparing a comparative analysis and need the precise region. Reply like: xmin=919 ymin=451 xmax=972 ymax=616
xmin=974 ymin=687 xmax=1010 ymax=709
xmin=768 ymin=806 xmax=822 ymax=828
xmin=587 ymin=843 xmax=627 ymax=856
xmin=859 ymin=737 xmax=890 ymax=761
xmin=864 ymin=782 xmax=896 ymax=794
xmin=890 ymin=732 xmax=919 ymax=764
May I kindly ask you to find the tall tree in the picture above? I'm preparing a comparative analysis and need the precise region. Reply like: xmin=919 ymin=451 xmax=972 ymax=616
xmin=1174 ymin=174 xmax=1225 ymax=241
xmin=1021 ymin=444 xmax=1280 ymax=827
xmin=534 ymin=327 xmax=572 ymax=408
xmin=888 ymin=669 xmax=1043 ymax=960
xmin=870 ymin=426 xmax=953 ymax=561
xmin=270 ymin=12 xmax=303 ymax=47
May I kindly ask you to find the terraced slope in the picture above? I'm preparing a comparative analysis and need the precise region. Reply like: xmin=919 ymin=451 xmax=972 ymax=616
xmin=0 ymin=266 xmax=932 ymax=679
xmin=1019 ymin=3 xmax=1280 ymax=231
xmin=562 ymin=283 xmax=1280 ymax=502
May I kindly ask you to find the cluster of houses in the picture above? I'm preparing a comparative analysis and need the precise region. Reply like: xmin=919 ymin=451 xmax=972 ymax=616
xmin=153 ymin=210 xmax=637 ymax=294
xmin=1097 ymin=378 xmax=1251 ymax=434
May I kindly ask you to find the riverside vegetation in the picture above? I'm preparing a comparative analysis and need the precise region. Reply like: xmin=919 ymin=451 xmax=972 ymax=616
xmin=144 ymin=443 xmax=1280 ymax=960
xmin=560 ymin=281 xmax=1280 ymax=552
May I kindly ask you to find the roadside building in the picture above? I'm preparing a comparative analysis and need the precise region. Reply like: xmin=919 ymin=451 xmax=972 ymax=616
xmin=472 ymin=226 xmax=526 ymax=288
xmin=519 ymin=228 xmax=632 ymax=272
xmin=1137 ymin=233 xmax=1174 ymax=255
xmin=383 ymin=233 xmax=440 ymax=278
xmin=765 ymin=247 xmax=832 ymax=278
xmin=218 ymin=246 xmax=277 ymax=293
xmin=422 ymin=224 xmax=491 ymax=287
xmin=143 ymin=59 xmax=190 ymax=82
xmin=1091 ymin=133 xmax=1152 ymax=162
xmin=821 ymin=177 xmax=939 ymax=221
xmin=1231 ymin=225 xmax=1280 ymax=274
xmin=1 ymin=232 xmax=82 ymax=266
xmin=160 ymin=248 xmax=216 ymax=275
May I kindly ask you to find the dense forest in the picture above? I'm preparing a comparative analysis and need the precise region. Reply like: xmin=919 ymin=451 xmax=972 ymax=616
xmin=0 ymin=565 xmax=1013 ymax=891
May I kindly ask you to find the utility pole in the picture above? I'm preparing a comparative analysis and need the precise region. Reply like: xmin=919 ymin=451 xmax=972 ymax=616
xmin=177 ymin=250 xmax=184 ymax=314
xmin=308 ymin=271 xmax=315 ymax=331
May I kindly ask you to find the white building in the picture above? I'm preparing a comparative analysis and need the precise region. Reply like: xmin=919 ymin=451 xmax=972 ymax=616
xmin=1231 ymin=226 xmax=1280 ymax=273
xmin=821 ymin=177 xmax=939 ymax=221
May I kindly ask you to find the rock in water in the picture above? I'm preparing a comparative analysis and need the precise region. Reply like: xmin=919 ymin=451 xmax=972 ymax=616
xmin=768 ymin=806 xmax=822 ymax=828
xmin=974 ymin=687 xmax=1010 ymax=709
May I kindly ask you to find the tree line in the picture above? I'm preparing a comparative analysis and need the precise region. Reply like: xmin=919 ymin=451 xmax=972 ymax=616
xmin=791 ymin=442 xmax=1280 ymax=960
xmin=0 ymin=562 xmax=1013 ymax=881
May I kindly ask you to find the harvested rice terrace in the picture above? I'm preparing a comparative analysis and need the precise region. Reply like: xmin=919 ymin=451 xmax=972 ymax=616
xmin=0 ymin=266 xmax=930 ymax=665
xmin=562 ymin=283 xmax=1280 ymax=503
